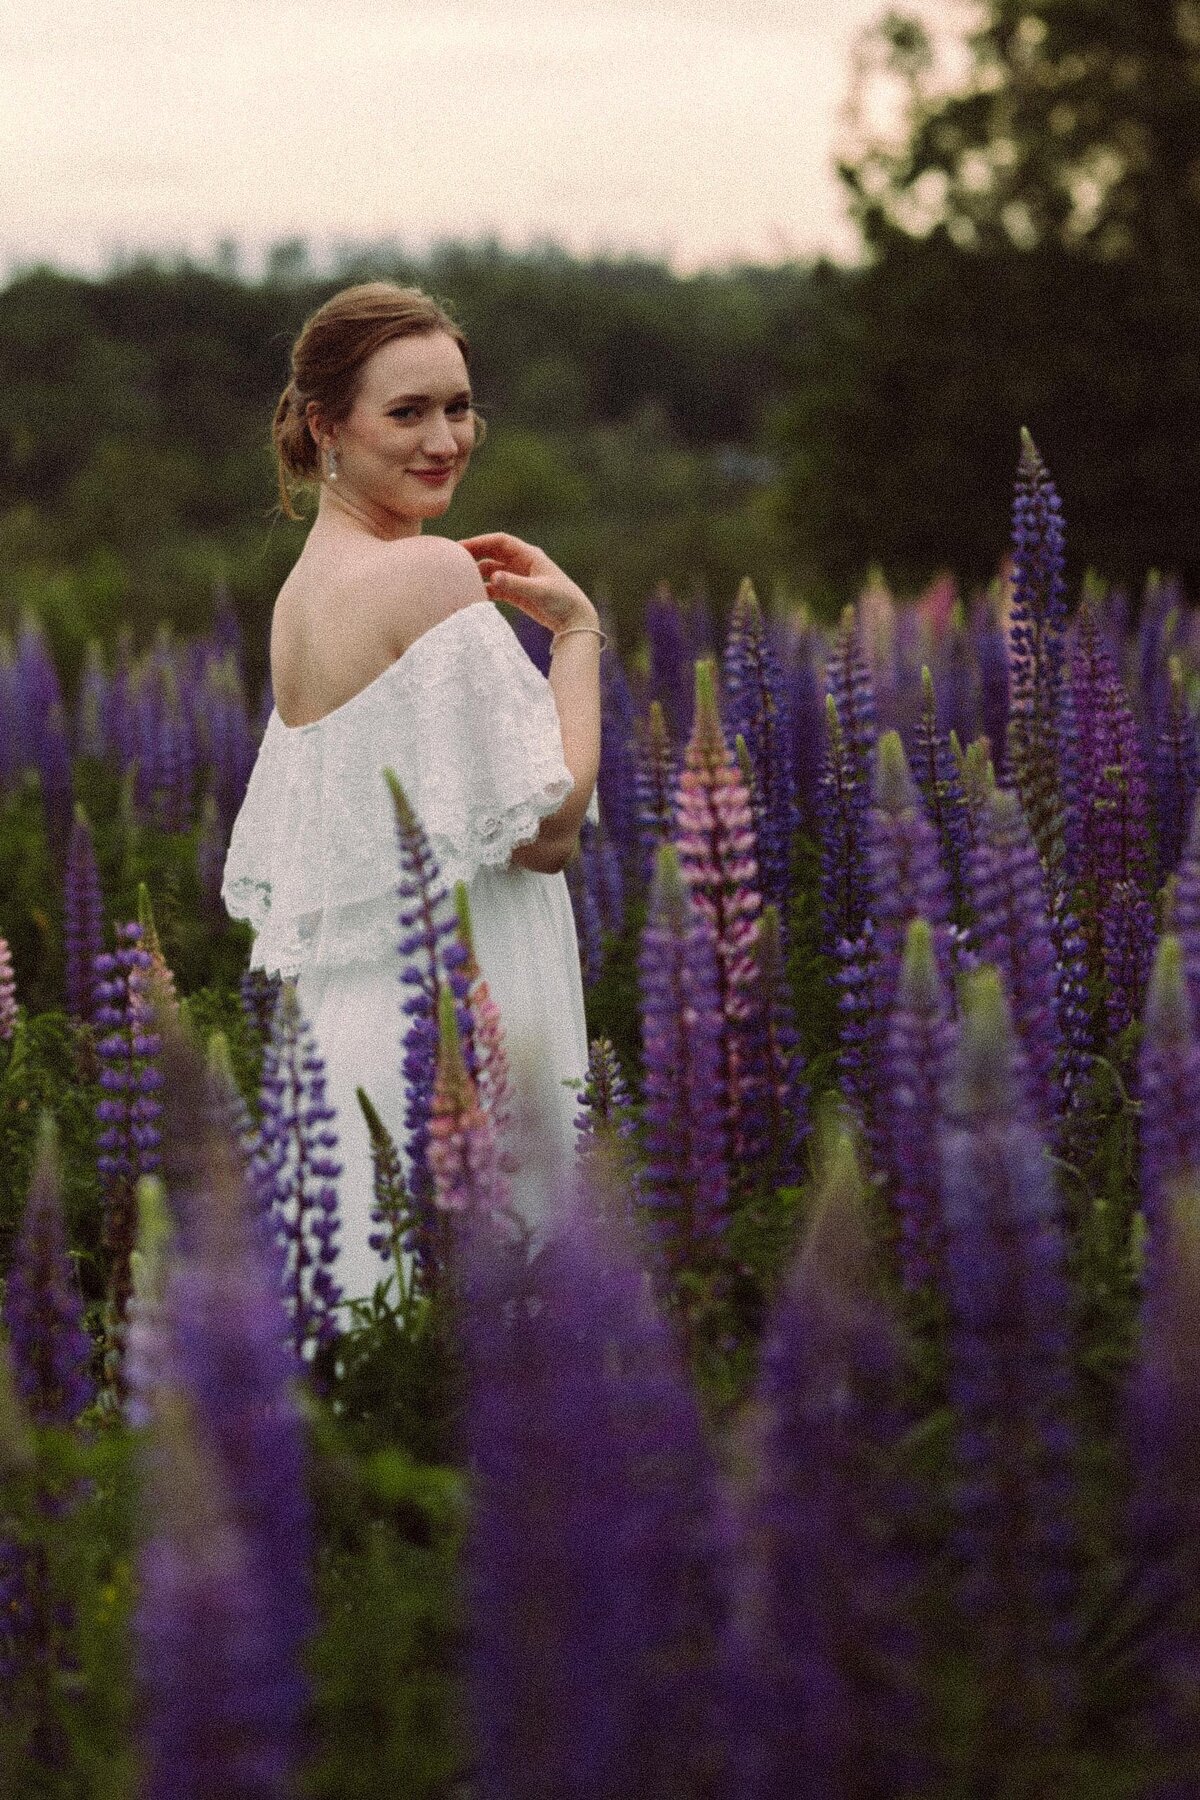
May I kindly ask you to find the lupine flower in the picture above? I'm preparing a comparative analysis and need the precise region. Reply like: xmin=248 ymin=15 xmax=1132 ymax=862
xmin=723 ymin=577 xmax=798 ymax=929
xmin=866 ymin=730 xmax=955 ymax=1030
xmin=565 ymin=835 xmax=605 ymax=985
xmin=673 ymin=658 xmax=766 ymax=1193
xmin=385 ymin=767 xmax=464 ymax=1290
xmin=1122 ymin=1164 xmax=1200 ymax=1782
xmin=1137 ymin=935 xmax=1200 ymax=1290
xmin=637 ymin=842 xmax=729 ymax=1289
xmin=38 ymin=703 xmax=74 ymax=856
xmin=726 ymin=1129 xmax=928 ymax=1800
xmin=974 ymin=582 xmax=1016 ymax=769
xmin=239 ymin=967 xmax=283 ymax=1047
xmin=447 ymin=881 xmax=517 ymax=1172
xmin=953 ymin=733 xmax=995 ymax=854
xmin=825 ymin=604 xmax=878 ymax=801
xmin=427 ymin=981 xmax=512 ymax=1240
xmin=136 ymin=884 xmax=179 ymax=1015
xmin=250 ymin=980 xmax=344 ymax=1371
xmin=1154 ymin=655 xmax=1200 ymax=883
xmin=597 ymin=647 xmax=642 ymax=906
xmin=634 ymin=700 xmax=680 ymax=892
xmin=355 ymin=1085 xmax=415 ymax=1290
xmin=913 ymin=666 xmax=969 ymax=912
xmin=819 ymin=694 xmax=870 ymax=954
xmin=783 ymin=606 xmax=828 ymax=829
xmin=966 ymin=786 xmax=1063 ymax=1128
xmin=880 ymin=919 xmax=956 ymax=1294
xmin=130 ymin=1018 xmax=314 ymax=1800
xmin=134 ymin=1015 xmax=314 ymax=1713
xmin=1 ymin=1113 xmax=94 ymax=1427
xmin=742 ymin=904 xmax=808 ymax=1192
xmin=62 ymin=807 xmax=104 ymax=1026
xmin=1069 ymin=600 xmax=1154 ymax=1034
xmin=0 ymin=935 xmax=16 ymax=1044
xmin=941 ymin=969 xmax=1079 ymax=1772
xmin=462 ymin=1159 xmax=725 ymax=1800
xmin=93 ymin=920 xmax=164 ymax=1394
xmin=572 ymin=1035 xmax=637 ymax=1144
xmin=646 ymin=579 xmax=696 ymax=749
xmin=1006 ymin=429 xmax=1068 ymax=872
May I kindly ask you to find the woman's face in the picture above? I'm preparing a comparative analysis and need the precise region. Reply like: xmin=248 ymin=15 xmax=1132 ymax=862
xmin=311 ymin=330 xmax=477 ymax=529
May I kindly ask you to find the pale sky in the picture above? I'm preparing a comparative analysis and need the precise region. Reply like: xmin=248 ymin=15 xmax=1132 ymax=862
xmin=0 ymin=0 xmax=970 ymax=281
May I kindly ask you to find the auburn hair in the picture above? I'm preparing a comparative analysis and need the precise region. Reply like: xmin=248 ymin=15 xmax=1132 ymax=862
xmin=270 ymin=279 xmax=487 ymax=520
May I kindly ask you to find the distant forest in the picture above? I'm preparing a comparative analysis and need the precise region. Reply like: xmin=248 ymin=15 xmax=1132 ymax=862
xmin=3 ymin=0 xmax=1198 ymax=692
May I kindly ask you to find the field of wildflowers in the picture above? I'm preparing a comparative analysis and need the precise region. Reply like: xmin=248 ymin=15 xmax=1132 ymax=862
xmin=2 ymin=431 xmax=1199 ymax=1797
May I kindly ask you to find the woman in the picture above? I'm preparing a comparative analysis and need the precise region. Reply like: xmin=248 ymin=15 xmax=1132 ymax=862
xmin=221 ymin=280 xmax=604 ymax=1309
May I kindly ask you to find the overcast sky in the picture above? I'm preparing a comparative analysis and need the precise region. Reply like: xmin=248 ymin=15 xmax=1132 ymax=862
xmin=0 ymin=0 xmax=971 ymax=281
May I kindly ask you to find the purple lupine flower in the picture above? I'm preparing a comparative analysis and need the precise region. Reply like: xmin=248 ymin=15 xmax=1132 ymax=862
xmin=818 ymin=694 xmax=870 ymax=954
xmin=1006 ymin=429 xmax=1068 ymax=871
xmin=1136 ymin=572 xmax=1180 ymax=776
xmin=1173 ymin=793 xmax=1200 ymax=1024
xmin=129 ymin=1039 xmax=313 ymax=1800
xmin=783 ymin=607 xmax=828 ymax=830
xmin=239 ymin=967 xmax=283 ymax=1047
xmin=966 ymin=786 xmax=1063 ymax=1129
xmin=633 ymin=699 xmax=680 ymax=893
xmin=94 ymin=920 xmax=164 ymax=1392
xmin=726 ymin=1129 xmax=928 ymax=1800
xmin=954 ymin=733 xmax=995 ymax=855
xmin=74 ymin=640 xmax=109 ymax=762
xmin=565 ymin=831 xmax=605 ymax=986
xmin=1122 ymin=1159 xmax=1200 ymax=1785
xmin=934 ymin=597 xmax=979 ymax=751
xmin=37 ymin=701 xmax=74 ymax=857
xmin=647 ymin=579 xmax=696 ymax=749
xmin=12 ymin=615 xmax=63 ymax=775
xmin=1154 ymin=656 xmax=1200 ymax=884
xmin=597 ymin=643 xmax=642 ymax=906
xmin=941 ymin=968 xmax=1079 ymax=1766
xmin=0 ymin=636 xmax=18 ymax=796
xmin=913 ymin=666 xmax=970 ymax=912
xmin=0 ymin=935 xmax=16 ymax=1044
xmin=250 ymin=980 xmax=344 ymax=1372
xmin=637 ymin=842 xmax=729 ymax=1290
xmin=743 ymin=904 xmax=808 ymax=1192
xmin=355 ymin=1085 xmax=415 ymax=1292
xmin=825 ymin=604 xmax=878 ymax=800
xmin=384 ymin=767 xmax=464 ymax=1288
xmin=2 ymin=1113 xmax=94 ymax=1426
xmin=196 ymin=655 xmax=259 ymax=830
xmin=1069 ymin=601 xmax=1155 ymax=1035
xmin=572 ymin=1034 xmax=636 ymax=1136
xmin=1137 ymin=935 xmax=1200 ymax=1292
xmin=880 ymin=918 xmax=957 ymax=1295
xmin=723 ymin=577 xmax=798 ymax=932
xmin=672 ymin=657 xmax=767 ymax=1195
xmin=462 ymin=1162 xmax=725 ymax=1800
xmin=835 ymin=924 xmax=877 ymax=1125
xmin=866 ymin=730 xmax=955 ymax=1026
xmin=63 ymin=805 xmax=104 ymax=1025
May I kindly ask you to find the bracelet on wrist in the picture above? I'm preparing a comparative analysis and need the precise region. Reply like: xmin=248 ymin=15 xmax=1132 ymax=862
xmin=550 ymin=624 xmax=608 ymax=653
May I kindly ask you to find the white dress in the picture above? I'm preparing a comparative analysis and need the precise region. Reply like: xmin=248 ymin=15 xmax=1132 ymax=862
xmin=219 ymin=599 xmax=599 ymax=1304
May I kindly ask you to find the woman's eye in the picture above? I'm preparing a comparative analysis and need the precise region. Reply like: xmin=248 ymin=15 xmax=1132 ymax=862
xmin=391 ymin=401 xmax=472 ymax=420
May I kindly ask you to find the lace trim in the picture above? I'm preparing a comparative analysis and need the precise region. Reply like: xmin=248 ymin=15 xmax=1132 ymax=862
xmin=221 ymin=601 xmax=593 ymax=974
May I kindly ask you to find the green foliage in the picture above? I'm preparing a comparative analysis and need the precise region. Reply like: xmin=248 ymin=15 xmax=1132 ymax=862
xmin=0 ymin=1012 xmax=102 ymax=1307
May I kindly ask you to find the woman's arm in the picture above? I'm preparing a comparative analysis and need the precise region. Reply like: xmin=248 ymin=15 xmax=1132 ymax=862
xmin=457 ymin=532 xmax=602 ymax=877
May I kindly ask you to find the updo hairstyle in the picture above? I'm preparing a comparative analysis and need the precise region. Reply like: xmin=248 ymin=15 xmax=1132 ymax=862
xmin=271 ymin=280 xmax=488 ymax=521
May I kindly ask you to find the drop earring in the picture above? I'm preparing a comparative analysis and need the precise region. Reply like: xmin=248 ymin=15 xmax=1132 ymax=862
xmin=326 ymin=444 xmax=339 ymax=481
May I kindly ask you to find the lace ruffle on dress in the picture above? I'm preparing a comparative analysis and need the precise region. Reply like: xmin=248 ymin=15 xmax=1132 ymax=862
xmin=221 ymin=599 xmax=599 ymax=1302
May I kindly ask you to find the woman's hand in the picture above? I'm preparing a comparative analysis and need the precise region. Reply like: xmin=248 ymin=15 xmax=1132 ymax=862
xmin=458 ymin=533 xmax=598 ymax=635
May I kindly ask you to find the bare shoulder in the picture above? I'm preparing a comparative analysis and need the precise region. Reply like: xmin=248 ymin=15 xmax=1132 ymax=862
xmin=372 ymin=535 xmax=490 ymax=655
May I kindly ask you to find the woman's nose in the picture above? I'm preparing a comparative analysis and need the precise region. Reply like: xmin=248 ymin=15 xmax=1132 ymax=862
xmin=424 ymin=413 xmax=458 ymax=454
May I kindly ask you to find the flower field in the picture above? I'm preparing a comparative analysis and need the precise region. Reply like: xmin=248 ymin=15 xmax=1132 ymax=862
xmin=3 ymin=430 xmax=1200 ymax=1797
